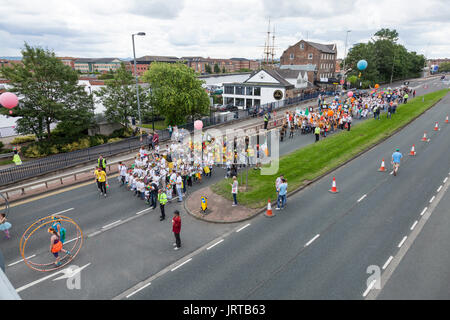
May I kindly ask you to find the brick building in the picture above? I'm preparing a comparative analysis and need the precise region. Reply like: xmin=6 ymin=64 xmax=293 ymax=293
xmin=74 ymin=58 xmax=123 ymax=73
xmin=128 ymin=55 xmax=180 ymax=76
xmin=0 ymin=59 xmax=22 ymax=69
xmin=280 ymin=40 xmax=337 ymax=82
xmin=205 ymin=58 xmax=235 ymax=73
xmin=428 ymin=58 xmax=450 ymax=67
xmin=58 ymin=57 xmax=77 ymax=69
xmin=230 ymin=58 xmax=260 ymax=71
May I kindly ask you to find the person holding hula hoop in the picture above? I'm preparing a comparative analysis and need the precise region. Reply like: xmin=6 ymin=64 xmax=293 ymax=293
xmin=48 ymin=227 xmax=71 ymax=266
xmin=51 ymin=216 xmax=66 ymax=244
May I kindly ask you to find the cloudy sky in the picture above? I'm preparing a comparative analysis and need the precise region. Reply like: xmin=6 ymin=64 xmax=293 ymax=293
xmin=0 ymin=0 xmax=449 ymax=60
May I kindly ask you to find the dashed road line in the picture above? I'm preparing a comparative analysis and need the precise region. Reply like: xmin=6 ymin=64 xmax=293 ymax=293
xmin=410 ymin=220 xmax=418 ymax=231
xmin=397 ymin=236 xmax=407 ymax=248
xmin=8 ymin=255 xmax=36 ymax=267
xmin=305 ymin=234 xmax=320 ymax=247
xmin=136 ymin=208 xmax=152 ymax=215
xmin=206 ymin=239 xmax=224 ymax=250
xmin=171 ymin=258 xmax=192 ymax=272
xmin=65 ymin=236 xmax=80 ymax=244
xmin=363 ymin=279 xmax=377 ymax=297
xmin=437 ymin=185 xmax=443 ymax=193
xmin=236 ymin=223 xmax=251 ymax=233
xmin=444 ymin=177 xmax=448 ymax=184
xmin=102 ymin=220 xmax=122 ymax=229
xmin=357 ymin=194 xmax=367 ymax=202
xmin=429 ymin=196 xmax=435 ymax=203
xmin=126 ymin=282 xmax=152 ymax=299
xmin=420 ymin=207 xmax=428 ymax=216
xmin=382 ymin=256 xmax=394 ymax=270
xmin=51 ymin=208 xmax=74 ymax=216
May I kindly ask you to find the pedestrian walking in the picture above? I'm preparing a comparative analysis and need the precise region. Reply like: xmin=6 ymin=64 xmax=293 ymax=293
xmin=95 ymin=167 xmax=107 ymax=197
xmin=97 ymin=155 xmax=107 ymax=171
xmin=176 ymin=172 xmax=183 ymax=202
xmin=0 ymin=213 xmax=12 ymax=239
xmin=48 ymin=227 xmax=70 ymax=266
xmin=12 ymin=149 xmax=22 ymax=166
xmin=403 ymin=93 xmax=409 ymax=104
xmin=231 ymin=176 xmax=238 ymax=206
xmin=314 ymin=126 xmax=320 ymax=142
xmin=347 ymin=114 xmax=352 ymax=131
xmin=264 ymin=112 xmax=269 ymax=130
xmin=276 ymin=178 xmax=288 ymax=210
xmin=172 ymin=210 xmax=181 ymax=250
xmin=158 ymin=189 xmax=167 ymax=221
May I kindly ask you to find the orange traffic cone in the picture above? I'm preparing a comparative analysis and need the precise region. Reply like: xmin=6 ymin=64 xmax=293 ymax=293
xmin=446 ymin=115 xmax=449 ymax=124
xmin=409 ymin=144 xmax=416 ymax=156
xmin=329 ymin=177 xmax=339 ymax=193
xmin=265 ymin=199 xmax=274 ymax=217
xmin=378 ymin=158 xmax=386 ymax=172
xmin=421 ymin=131 xmax=429 ymax=142
xmin=434 ymin=122 xmax=439 ymax=131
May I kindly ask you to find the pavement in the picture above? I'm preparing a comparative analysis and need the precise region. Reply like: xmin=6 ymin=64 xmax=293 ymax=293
xmin=0 ymin=75 xmax=448 ymax=299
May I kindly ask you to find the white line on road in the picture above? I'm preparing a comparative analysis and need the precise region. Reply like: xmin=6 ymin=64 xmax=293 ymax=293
xmin=410 ymin=220 xmax=418 ymax=231
xmin=437 ymin=185 xmax=443 ymax=193
xmin=65 ymin=237 xmax=80 ymax=244
xmin=420 ymin=207 xmax=428 ymax=216
xmin=444 ymin=177 xmax=448 ymax=184
xmin=357 ymin=194 xmax=367 ymax=202
xmin=171 ymin=258 xmax=192 ymax=272
xmin=206 ymin=239 xmax=224 ymax=250
xmin=363 ymin=279 xmax=377 ymax=297
xmin=429 ymin=196 xmax=436 ymax=203
xmin=136 ymin=208 xmax=152 ymax=215
xmin=16 ymin=268 xmax=64 ymax=293
xmin=382 ymin=256 xmax=394 ymax=270
xmin=236 ymin=223 xmax=251 ymax=233
xmin=102 ymin=220 xmax=122 ymax=229
xmin=390 ymin=171 xmax=394 ymax=175
xmin=305 ymin=234 xmax=320 ymax=247
xmin=51 ymin=208 xmax=74 ymax=216
xmin=398 ymin=236 xmax=407 ymax=248
xmin=126 ymin=282 xmax=152 ymax=299
xmin=8 ymin=255 xmax=36 ymax=267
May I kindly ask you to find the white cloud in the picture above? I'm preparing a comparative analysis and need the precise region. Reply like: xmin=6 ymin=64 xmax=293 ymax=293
xmin=0 ymin=0 xmax=448 ymax=59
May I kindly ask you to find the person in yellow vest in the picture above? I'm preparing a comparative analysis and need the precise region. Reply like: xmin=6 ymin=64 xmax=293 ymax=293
xmin=12 ymin=149 xmax=22 ymax=165
xmin=158 ymin=189 xmax=168 ymax=221
xmin=97 ymin=155 xmax=107 ymax=171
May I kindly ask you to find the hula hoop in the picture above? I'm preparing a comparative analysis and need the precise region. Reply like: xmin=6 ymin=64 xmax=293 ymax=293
xmin=20 ymin=215 xmax=83 ymax=272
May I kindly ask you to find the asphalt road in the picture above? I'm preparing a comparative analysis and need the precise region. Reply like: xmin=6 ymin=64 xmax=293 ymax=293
xmin=2 ymin=76 xmax=448 ymax=299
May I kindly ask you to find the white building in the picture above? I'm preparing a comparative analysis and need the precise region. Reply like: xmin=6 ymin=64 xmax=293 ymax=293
xmin=222 ymin=69 xmax=295 ymax=109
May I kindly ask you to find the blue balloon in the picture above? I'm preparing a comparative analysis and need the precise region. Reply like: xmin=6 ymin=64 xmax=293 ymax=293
xmin=357 ymin=60 xmax=368 ymax=70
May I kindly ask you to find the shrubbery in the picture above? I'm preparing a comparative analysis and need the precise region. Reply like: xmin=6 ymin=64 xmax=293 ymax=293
xmin=11 ymin=135 xmax=36 ymax=144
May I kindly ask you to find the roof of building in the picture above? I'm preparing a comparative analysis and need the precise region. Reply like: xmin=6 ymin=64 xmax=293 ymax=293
xmin=305 ymin=41 xmax=336 ymax=54
xmin=244 ymin=68 xmax=294 ymax=88
xmin=75 ymin=58 xmax=123 ymax=63
xmin=230 ymin=58 xmax=250 ymax=61
xmin=180 ymin=56 xmax=208 ymax=62
xmin=279 ymin=64 xmax=317 ymax=72
xmin=136 ymin=56 xmax=180 ymax=63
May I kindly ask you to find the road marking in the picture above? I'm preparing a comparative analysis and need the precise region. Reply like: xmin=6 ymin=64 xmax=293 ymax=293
xmin=171 ymin=258 xmax=192 ymax=272
xmin=136 ymin=208 xmax=152 ymax=215
xmin=397 ymin=236 xmax=407 ymax=248
xmin=382 ymin=256 xmax=394 ymax=270
xmin=51 ymin=208 xmax=74 ymax=216
xmin=206 ymin=239 xmax=224 ymax=250
xmin=357 ymin=194 xmax=367 ymax=202
xmin=305 ymin=234 xmax=320 ymax=247
xmin=102 ymin=220 xmax=122 ymax=229
xmin=429 ymin=196 xmax=435 ymax=203
xmin=236 ymin=223 xmax=251 ymax=233
xmin=65 ymin=236 xmax=80 ymax=244
xmin=410 ymin=220 xmax=418 ymax=231
xmin=126 ymin=282 xmax=152 ymax=299
xmin=16 ymin=266 xmax=72 ymax=293
xmin=444 ymin=177 xmax=448 ymax=184
xmin=437 ymin=185 xmax=443 ymax=193
xmin=8 ymin=255 xmax=36 ymax=267
xmin=363 ymin=279 xmax=377 ymax=297
xmin=420 ymin=207 xmax=427 ymax=216
xmin=389 ymin=171 xmax=393 ymax=175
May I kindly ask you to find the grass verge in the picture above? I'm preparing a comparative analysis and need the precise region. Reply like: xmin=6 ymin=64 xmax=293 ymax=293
xmin=211 ymin=89 xmax=449 ymax=208
xmin=140 ymin=121 xmax=167 ymax=131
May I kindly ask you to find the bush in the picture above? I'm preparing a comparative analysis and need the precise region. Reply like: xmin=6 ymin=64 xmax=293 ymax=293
xmin=0 ymin=148 xmax=13 ymax=154
xmin=109 ymin=127 xmax=134 ymax=139
xmin=0 ymin=141 xmax=4 ymax=150
xmin=107 ymin=137 xmax=123 ymax=143
xmin=11 ymin=135 xmax=36 ymax=144
xmin=22 ymin=144 xmax=44 ymax=158
xmin=89 ymin=135 xmax=106 ymax=147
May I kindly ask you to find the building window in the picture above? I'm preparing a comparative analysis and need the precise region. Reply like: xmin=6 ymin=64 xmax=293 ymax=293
xmin=308 ymin=53 xmax=313 ymax=59
xmin=224 ymin=86 xmax=234 ymax=94
xmin=235 ymin=98 xmax=245 ymax=107
xmin=289 ymin=53 xmax=294 ymax=60
xmin=300 ymin=43 xmax=304 ymax=50
xmin=246 ymin=87 xmax=253 ymax=95
xmin=235 ymin=86 xmax=245 ymax=95
xmin=254 ymin=99 xmax=261 ymax=106
xmin=225 ymin=97 xmax=234 ymax=105
xmin=253 ymin=87 xmax=261 ymax=96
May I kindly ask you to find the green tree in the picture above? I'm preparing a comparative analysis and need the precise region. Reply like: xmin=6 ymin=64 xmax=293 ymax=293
xmin=143 ymin=62 xmax=210 ymax=126
xmin=0 ymin=43 xmax=94 ymax=141
xmin=438 ymin=62 xmax=450 ymax=72
xmin=214 ymin=63 xmax=220 ymax=73
xmin=95 ymin=62 xmax=148 ymax=128
xmin=205 ymin=64 xmax=212 ymax=74
xmin=222 ymin=67 xmax=226 ymax=73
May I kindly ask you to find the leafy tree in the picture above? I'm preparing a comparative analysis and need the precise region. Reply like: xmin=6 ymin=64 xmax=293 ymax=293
xmin=214 ymin=63 xmax=220 ymax=73
xmin=222 ymin=67 xmax=226 ymax=73
xmin=143 ymin=62 xmax=210 ymax=126
xmin=439 ymin=62 xmax=450 ymax=72
xmin=95 ymin=62 xmax=148 ymax=128
xmin=374 ymin=28 xmax=399 ymax=42
xmin=0 ymin=43 xmax=94 ymax=141
xmin=205 ymin=64 xmax=212 ymax=74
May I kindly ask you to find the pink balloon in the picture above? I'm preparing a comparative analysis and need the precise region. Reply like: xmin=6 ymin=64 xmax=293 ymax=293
xmin=347 ymin=91 xmax=353 ymax=97
xmin=0 ymin=92 xmax=19 ymax=109
xmin=194 ymin=120 xmax=203 ymax=130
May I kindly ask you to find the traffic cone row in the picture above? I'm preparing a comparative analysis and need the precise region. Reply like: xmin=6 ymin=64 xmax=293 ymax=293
xmin=421 ymin=131 xmax=429 ymax=142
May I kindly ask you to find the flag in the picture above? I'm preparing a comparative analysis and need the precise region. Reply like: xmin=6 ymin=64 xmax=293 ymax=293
xmin=305 ymin=108 xmax=309 ymax=116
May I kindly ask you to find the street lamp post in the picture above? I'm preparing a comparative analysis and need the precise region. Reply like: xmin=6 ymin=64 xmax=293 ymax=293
xmin=132 ymin=32 xmax=146 ymax=137
xmin=342 ymin=30 xmax=351 ymax=90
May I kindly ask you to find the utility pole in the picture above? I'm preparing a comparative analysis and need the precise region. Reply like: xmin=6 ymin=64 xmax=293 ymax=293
xmin=390 ymin=50 xmax=395 ymax=84
xmin=342 ymin=30 xmax=351 ymax=90
xmin=132 ymin=32 xmax=146 ymax=136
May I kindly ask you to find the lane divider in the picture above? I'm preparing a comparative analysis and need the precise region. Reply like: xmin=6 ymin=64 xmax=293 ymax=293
xmin=170 ymin=258 xmax=192 ymax=272
xmin=357 ymin=194 xmax=367 ymax=202
xmin=206 ymin=239 xmax=224 ymax=250
xmin=382 ymin=256 xmax=393 ymax=270
xmin=397 ymin=236 xmax=407 ymax=248
xmin=126 ymin=282 xmax=152 ymax=299
xmin=304 ymin=234 xmax=320 ymax=247
xmin=236 ymin=223 xmax=251 ymax=233
xmin=102 ymin=220 xmax=122 ymax=229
